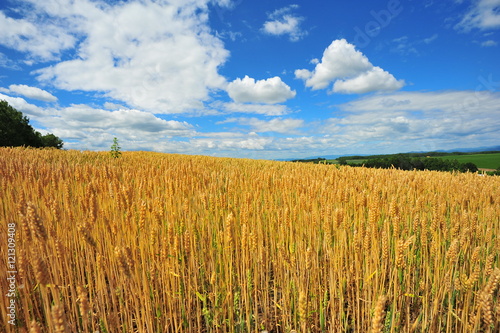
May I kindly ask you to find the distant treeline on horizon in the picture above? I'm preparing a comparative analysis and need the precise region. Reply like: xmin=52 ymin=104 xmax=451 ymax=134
xmin=291 ymin=150 xmax=500 ymax=174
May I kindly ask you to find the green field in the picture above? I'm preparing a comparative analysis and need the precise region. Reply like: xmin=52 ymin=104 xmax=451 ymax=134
xmin=439 ymin=153 xmax=500 ymax=169
xmin=328 ymin=152 xmax=500 ymax=170
xmin=326 ymin=159 xmax=365 ymax=164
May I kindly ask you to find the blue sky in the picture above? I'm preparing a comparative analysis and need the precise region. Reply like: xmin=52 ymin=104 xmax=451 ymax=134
xmin=0 ymin=0 xmax=499 ymax=159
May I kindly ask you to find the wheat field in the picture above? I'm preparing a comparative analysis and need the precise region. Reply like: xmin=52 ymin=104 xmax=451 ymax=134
xmin=1 ymin=147 xmax=499 ymax=332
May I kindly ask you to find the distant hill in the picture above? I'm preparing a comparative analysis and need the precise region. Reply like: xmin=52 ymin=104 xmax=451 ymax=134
xmin=411 ymin=145 xmax=500 ymax=154
xmin=283 ymin=145 xmax=500 ymax=162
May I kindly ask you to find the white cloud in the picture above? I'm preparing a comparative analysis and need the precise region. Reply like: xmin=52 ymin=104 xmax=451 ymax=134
xmin=0 ymin=11 xmax=76 ymax=62
xmin=295 ymin=39 xmax=372 ymax=90
xmin=219 ymin=138 xmax=270 ymax=150
xmin=8 ymin=84 xmax=57 ymax=102
xmin=97 ymin=90 xmax=500 ymax=157
xmin=390 ymin=36 xmax=418 ymax=56
xmin=1 ymin=0 xmax=229 ymax=114
xmin=177 ymin=131 xmax=275 ymax=154
xmin=423 ymin=33 xmax=439 ymax=44
xmin=48 ymin=105 xmax=193 ymax=133
xmin=481 ymin=39 xmax=498 ymax=46
xmin=4 ymin=89 xmax=496 ymax=159
xmin=0 ymin=94 xmax=194 ymax=149
xmin=456 ymin=0 xmax=500 ymax=31
xmin=104 ymin=102 xmax=128 ymax=110
xmin=340 ymin=90 xmax=500 ymax=114
xmin=327 ymin=90 xmax=500 ymax=150
xmin=295 ymin=39 xmax=404 ymax=94
xmin=216 ymin=102 xmax=291 ymax=116
xmin=332 ymin=67 xmax=405 ymax=94
xmin=0 ymin=52 xmax=21 ymax=70
xmin=262 ymin=5 xmax=306 ymax=41
xmin=223 ymin=117 xmax=304 ymax=134
xmin=35 ymin=104 xmax=196 ymax=151
xmin=0 ymin=93 xmax=46 ymax=116
xmin=391 ymin=34 xmax=440 ymax=56
xmin=227 ymin=75 xmax=296 ymax=104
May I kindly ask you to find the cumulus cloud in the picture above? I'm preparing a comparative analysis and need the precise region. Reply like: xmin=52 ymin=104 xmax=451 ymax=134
xmin=295 ymin=39 xmax=404 ymax=94
xmin=35 ymin=104 xmax=196 ymax=151
xmin=49 ymin=105 xmax=193 ymax=134
xmin=333 ymin=67 xmax=405 ymax=94
xmin=0 ymin=91 xmax=195 ymax=149
xmin=193 ymin=135 xmax=273 ymax=152
xmin=0 ymin=0 xmax=229 ymax=113
xmin=223 ymin=117 xmax=304 ymax=134
xmin=0 ymin=11 xmax=76 ymax=62
xmin=0 ymin=93 xmax=46 ymax=116
xmin=262 ymin=5 xmax=306 ymax=41
xmin=456 ymin=0 xmax=500 ymax=31
xmin=340 ymin=90 xmax=500 ymax=114
xmin=8 ymin=84 xmax=57 ymax=102
xmin=328 ymin=90 xmax=500 ymax=149
xmin=215 ymin=102 xmax=291 ymax=116
xmin=295 ymin=39 xmax=372 ymax=89
xmin=4 ymin=89 xmax=496 ymax=159
xmin=227 ymin=75 xmax=296 ymax=104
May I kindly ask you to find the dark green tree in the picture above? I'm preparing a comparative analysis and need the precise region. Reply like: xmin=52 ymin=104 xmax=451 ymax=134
xmin=40 ymin=133 xmax=64 ymax=149
xmin=337 ymin=158 xmax=348 ymax=165
xmin=0 ymin=100 xmax=42 ymax=147
xmin=460 ymin=162 xmax=478 ymax=173
xmin=0 ymin=100 xmax=63 ymax=148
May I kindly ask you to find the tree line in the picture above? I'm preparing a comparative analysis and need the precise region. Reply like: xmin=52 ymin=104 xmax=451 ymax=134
xmin=340 ymin=154 xmax=478 ymax=173
xmin=0 ymin=100 xmax=63 ymax=149
xmin=291 ymin=154 xmax=483 ymax=173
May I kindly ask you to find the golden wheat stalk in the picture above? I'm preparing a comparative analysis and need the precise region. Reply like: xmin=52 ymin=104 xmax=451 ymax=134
xmin=371 ymin=295 xmax=388 ymax=333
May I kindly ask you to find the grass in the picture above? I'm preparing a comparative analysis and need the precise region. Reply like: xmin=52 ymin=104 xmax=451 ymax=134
xmin=326 ymin=159 xmax=365 ymax=164
xmin=439 ymin=153 xmax=500 ymax=169
xmin=330 ymin=152 xmax=500 ymax=169
xmin=1 ymin=147 xmax=499 ymax=332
